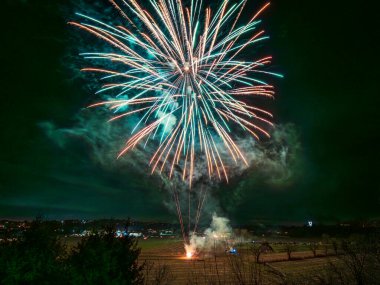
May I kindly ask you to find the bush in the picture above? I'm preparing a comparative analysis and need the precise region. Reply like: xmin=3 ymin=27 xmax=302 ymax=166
xmin=0 ymin=219 xmax=144 ymax=285
xmin=0 ymin=218 xmax=67 ymax=285
xmin=68 ymin=229 xmax=144 ymax=285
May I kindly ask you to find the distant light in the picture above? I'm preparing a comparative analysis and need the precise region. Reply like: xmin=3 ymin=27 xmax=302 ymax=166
xmin=308 ymin=221 xmax=313 ymax=227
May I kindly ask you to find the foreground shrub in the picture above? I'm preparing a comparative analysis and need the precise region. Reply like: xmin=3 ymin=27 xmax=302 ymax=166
xmin=0 ymin=220 xmax=144 ymax=285
xmin=68 ymin=230 xmax=144 ymax=285
xmin=0 ymin=219 xmax=67 ymax=285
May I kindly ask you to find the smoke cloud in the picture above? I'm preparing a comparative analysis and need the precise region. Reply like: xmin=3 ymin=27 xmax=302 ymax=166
xmin=185 ymin=213 xmax=232 ymax=257
xmin=39 ymin=108 xmax=301 ymax=228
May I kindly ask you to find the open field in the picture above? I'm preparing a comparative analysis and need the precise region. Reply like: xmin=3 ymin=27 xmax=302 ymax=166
xmin=52 ymin=235 xmax=380 ymax=284
xmin=61 ymin=237 xmax=338 ymax=283
xmin=137 ymin=238 xmax=337 ymax=284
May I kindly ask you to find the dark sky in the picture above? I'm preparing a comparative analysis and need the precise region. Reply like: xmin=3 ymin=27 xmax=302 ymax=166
xmin=1 ymin=0 xmax=378 ymax=224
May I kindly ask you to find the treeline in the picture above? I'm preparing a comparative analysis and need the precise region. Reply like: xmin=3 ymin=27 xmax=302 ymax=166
xmin=0 ymin=218 xmax=144 ymax=284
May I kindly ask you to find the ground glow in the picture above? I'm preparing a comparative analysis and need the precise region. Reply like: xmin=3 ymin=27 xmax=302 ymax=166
xmin=186 ymin=251 xmax=193 ymax=259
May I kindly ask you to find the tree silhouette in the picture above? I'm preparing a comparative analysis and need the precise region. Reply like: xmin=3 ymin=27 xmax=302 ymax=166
xmin=308 ymin=242 xmax=319 ymax=258
xmin=284 ymin=243 xmax=296 ymax=260
xmin=68 ymin=227 xmax=144 ymax=285
xmin=331 ymin=238 xmax=339 ymax=255
xmin=0 ymin=218 xmax=67 ymax=284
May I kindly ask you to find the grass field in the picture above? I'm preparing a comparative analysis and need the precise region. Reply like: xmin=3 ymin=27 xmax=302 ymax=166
xmin=136 ymin=238 xmax=336 ymax=284
xmin=58 ymin=235 xmax=379 ymax=284
xmin=60 ymin=236 xmax=346 ymax=284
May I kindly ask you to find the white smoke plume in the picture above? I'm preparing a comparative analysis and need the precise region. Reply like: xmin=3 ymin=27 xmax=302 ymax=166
xmin=39 ymin=108 xmax=301 ymax=224
xmin=185 ymin=213 xmax=232 ymax=257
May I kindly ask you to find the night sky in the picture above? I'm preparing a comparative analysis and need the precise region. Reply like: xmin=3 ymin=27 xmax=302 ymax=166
xmin=1 ymin=0 xmax=378 ymax=224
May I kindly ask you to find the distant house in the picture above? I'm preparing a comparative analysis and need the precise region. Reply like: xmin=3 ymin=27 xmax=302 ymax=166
xmin=128 ymin=232 xmax=143 ymax=238
xmin=159 ymin=230 xmax=176 ymax=238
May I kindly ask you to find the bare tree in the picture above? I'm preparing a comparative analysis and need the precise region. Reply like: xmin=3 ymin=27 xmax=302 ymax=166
xmin=308 ymin=242 xmax=319 ymax=258
xmin=251 ymin=244 xmax=262 ymax=263
xmin=331 ymin=238 xmax=339 ymax=256
xmin=284 ymin=243 xmax=296 ymax=260
xmin=322 ymin=234 xmax=330 ymax=256
xmin=143 ymin=261 xmax=175 ymax=285
xmin=309 ymin=236 xmax=380 ymax=285
xmin=252 ymin=242 xmax=274 ymax=263
xmin=340 ymin=239 xmax=369 ymax=285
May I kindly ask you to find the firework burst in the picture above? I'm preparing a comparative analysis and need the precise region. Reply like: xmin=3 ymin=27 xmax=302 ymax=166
xmin=70 ymin=0 xmax=281 ymax=186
